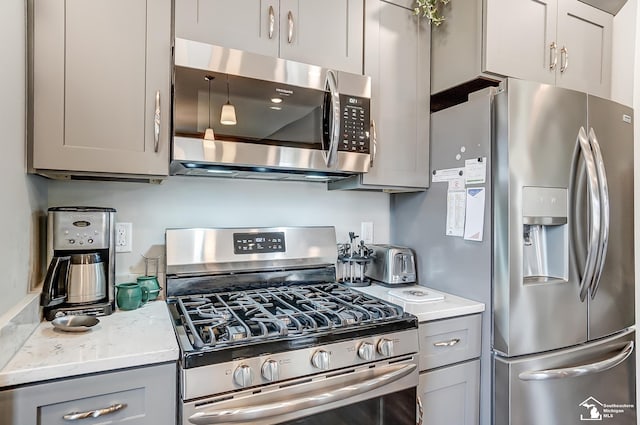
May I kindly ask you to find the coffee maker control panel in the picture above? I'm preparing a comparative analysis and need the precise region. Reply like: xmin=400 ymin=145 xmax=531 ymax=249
xmin=51 ymin=210 xmax=112 ymax=250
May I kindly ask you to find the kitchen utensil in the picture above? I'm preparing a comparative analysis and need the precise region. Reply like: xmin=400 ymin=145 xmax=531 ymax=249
xmin=337 ymin=232 xmax=373 ymax=287
xmin=365 ymin=245 xmax=416 ymax=285
xmin=116 ymin=282 xmax=149 ymax=311
xmin=42 ymin=253 xmax=107 ymax=306
xmin=51 ymin=315 xmax=100 ymax=332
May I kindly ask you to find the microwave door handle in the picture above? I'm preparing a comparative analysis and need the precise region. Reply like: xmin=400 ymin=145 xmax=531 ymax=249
xmin=370 ymin=119 xmax=377 ymax=168
xmin=187 ymin=363 xmax=416 ymax=424
xmin=575 ymin=126 xmax=601 ymax=302
xmin=518 ymin=341 xmax=634 ymax=381
xmin=588 ymin=127 xmax=609 ymax=299
xmin=324 ymin=70 xmax=340 ymax=168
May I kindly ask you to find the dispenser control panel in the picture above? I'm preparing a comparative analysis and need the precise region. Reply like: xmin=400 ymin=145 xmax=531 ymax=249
xmin=233 ymin=232 xmax=286 ymax=254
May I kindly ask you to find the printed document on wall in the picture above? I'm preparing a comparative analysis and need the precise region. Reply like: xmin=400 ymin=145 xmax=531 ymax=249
xmin=464 ymin=188 xmax=485 ymax=241
xmin=446 ymin=179 xmax=466 ymax=237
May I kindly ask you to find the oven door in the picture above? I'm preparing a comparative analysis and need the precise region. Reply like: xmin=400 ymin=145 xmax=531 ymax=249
xmin=182 ymin=359 xmax=418 ymax=425
xmin=171 ymin=38 xmax=371 ymax=179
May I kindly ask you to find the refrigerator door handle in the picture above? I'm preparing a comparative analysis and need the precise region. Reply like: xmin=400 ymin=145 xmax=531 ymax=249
xmin=588 ymin=128 xmax=610 ymax=299
xmin=518 ymin=341 xmax=634 ymax=381
xmin=574 ymin=127 xmax=601 ymax=302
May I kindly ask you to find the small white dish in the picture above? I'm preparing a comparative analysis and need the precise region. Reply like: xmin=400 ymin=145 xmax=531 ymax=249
xmin=51 ymin=315 xmax=100 ymax=332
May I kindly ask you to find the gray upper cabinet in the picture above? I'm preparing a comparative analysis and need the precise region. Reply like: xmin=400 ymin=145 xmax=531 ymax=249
xmin=432 ymin=0 xmax=613 ymax=98
xmin=329 ymin=0 xmax=430 ymax=192
xmin=175 ymin=0 xmax=364 ymax=74
xmin=29 ymin=0 xmax=171 ymax=181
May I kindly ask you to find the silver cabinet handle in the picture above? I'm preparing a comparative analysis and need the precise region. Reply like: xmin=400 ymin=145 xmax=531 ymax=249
xmin=416 ymin=395 xmax=424 ymax=425
xmin=63 ymin=403 xmax=127 ymax=421
xmin=574 ymin=127 xmax=601 ymax=302
xmin=287 ymin=11 xmax=294 ymax=43
xmin=188 ymin=363 xmax=416 ymax=424
xmin=323 ymin=69 xmax=340 ymax=168
xmin=560 ymin=46 xmax=569 ymax=73
xmin=268 ymin=5 xmax=275 ymax=39
xmin=549 ymin=42 xmax=558 ymax=70
xmin=518 ymin=341 xmax=633 ymax=381
xmin=370 ymin=119 xmax=377 ymax=168
xmin=588 ymin=128 xmax=609 ymax=299
xmin=154 ymin=90 xmax=161 ymax=153
xmin=433 ymin=338 xmax=461 ymax=347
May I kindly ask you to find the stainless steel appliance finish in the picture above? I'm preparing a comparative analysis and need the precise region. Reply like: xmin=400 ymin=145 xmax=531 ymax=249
xmin=172 ymin=39 xmax=372 ymax=182
xmin=65 ymin=253 xmax=107 ymax=304
xmin=391 ymin=80 xmax=635 ymax=424
xmin=365 ymin=245 xmax=417 ymax=285
xmin=165 ymin=226 xmax=419 ymax=425
xmin=41 ymin=207 xmax=116 ymax=320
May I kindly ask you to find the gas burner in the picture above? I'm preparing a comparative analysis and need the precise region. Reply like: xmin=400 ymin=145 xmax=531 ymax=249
xmin=172 ymin=283 xmax=407 ymax=351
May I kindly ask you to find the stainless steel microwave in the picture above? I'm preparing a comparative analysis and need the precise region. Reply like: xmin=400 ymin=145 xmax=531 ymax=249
xmin=171 ymin=38 xmax=372 ymax=182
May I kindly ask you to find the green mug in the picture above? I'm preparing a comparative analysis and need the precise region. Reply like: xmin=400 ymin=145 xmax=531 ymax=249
xmin=116 ymin=282 xmax=149 ymax=311
xmin=136 ymin=276 xmax=161 ymax=301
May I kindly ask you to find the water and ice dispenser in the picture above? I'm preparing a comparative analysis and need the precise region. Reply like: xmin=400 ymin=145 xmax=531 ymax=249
xmin=522 ymin=187 xmax=569 ymax=283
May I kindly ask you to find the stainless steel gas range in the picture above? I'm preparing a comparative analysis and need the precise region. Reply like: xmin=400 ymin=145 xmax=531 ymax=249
xmin=165 ymin=226 xmax=420 ymax=425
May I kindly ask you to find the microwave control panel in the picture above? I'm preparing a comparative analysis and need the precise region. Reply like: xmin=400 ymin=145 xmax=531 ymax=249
xmin=339 ymin=95 xmax=370 ymax=154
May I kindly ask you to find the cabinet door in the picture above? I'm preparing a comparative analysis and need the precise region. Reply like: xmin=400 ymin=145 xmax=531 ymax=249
xmin=484 ymin=0 xmax=557 ymax=85
xmin=175 ymin=0 xmax=279 ymax=57
xmin=362 ymin=0 xmax=430 ymax=188
xmin=556 ymin=0 xmax=612 ymax=97
xmin=279 ymin=0 xmax=363 ymax=73
xmin=32 ymin=0 xmax=170 ymax=177
xmin=418 ymin=360 xmax=480 ymax=425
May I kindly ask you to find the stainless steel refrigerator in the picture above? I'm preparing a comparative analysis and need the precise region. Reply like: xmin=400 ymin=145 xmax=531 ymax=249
xmin=391 ymin=79 xmax=636 ymax=425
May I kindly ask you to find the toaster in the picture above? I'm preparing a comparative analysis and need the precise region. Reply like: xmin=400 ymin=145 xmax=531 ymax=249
xmin=365 ymin=245 xmax=416 ymax=285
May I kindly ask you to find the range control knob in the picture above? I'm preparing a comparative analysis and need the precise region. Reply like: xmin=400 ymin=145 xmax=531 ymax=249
xmin=233 ymin=364 xmax=253 ymax=388
xmin=311 ymin=350 xmax=331 ymax=370
xmin=357 ymin=342 xmax=375 ymax=361
xmin=377 ymin=339 xmax=394 ymax=357
xmin=261 ymin=359 xmax=280 ymax=382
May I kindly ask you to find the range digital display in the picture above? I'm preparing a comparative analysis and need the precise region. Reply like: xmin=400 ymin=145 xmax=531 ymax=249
xmin=233 ymin=232 xmax=286 ymax=254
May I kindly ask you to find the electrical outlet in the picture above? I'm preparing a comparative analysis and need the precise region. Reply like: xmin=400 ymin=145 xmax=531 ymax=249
xmin=115 ymin=222 xmax=132 ymax=253
xmin=361 ymin=221 xmax=374 ymax=244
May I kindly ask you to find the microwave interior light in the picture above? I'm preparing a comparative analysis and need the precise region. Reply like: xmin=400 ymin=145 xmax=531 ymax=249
xmin=270 ymin=97 xmax=283 ymax=104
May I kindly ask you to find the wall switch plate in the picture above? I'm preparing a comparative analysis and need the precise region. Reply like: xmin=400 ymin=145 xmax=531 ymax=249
xmin=115 ymin=222 xmax=132 ymax=253
xmin=361 ymin=221 xmax=374 ymax=244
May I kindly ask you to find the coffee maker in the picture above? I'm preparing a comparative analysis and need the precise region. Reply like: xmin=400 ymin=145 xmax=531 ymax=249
xmin=41 ymin=207 xmax=116 ymax=320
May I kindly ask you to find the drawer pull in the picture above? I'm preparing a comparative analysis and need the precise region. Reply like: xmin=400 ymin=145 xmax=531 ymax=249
xmin=433 ymin=338 xmax=461 ymax=347
xmin=63 ymin=403 xmax=127 ymax=421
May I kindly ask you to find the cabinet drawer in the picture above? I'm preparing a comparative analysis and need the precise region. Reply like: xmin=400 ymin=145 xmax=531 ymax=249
xmin=418 ymin=314 xmax=481 ymax=371
xmin=0 ymin=362 xmax=176 ymax=425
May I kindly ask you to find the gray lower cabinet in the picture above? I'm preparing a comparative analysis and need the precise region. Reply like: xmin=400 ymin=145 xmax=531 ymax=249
xmin=329 ymin=0 xmax=430 ymax=192
xmin=417 ymin=314 xmax=482 ymax=425
xmin=432 ymin=0 xmax=612 ymax=99
xmin=29 ymin=0 xmax=171 ymax=181
xmin=175 ymin=0 xmax=363 ymax=74
xmin=0 ymin=362 xmax=176 ymax=425
xmin=418 ymin=360 xmax=480 ymax=425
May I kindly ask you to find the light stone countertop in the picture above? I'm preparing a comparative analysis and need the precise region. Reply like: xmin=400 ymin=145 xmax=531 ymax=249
xmin=354 ymin=283 xmax=485 ymax=322
xmin=0 ymin=301 xmax=179 ymax=388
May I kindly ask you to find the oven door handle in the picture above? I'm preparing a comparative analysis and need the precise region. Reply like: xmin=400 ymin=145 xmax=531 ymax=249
xmin=187 ymin=363 xmax=416 ymax=424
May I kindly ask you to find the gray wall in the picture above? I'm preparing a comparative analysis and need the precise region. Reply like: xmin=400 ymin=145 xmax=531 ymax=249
xmin=0 ymin=0 xmax=47 ymax=318
xmin=47 ymin=177 xmax=391 ymax=279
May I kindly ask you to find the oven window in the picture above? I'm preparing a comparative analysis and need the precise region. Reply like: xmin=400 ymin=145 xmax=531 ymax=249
xmin=276 ymin=387 xmax=417 ymax=425
xmin=174 ymin=66 xmax=325 ymax=150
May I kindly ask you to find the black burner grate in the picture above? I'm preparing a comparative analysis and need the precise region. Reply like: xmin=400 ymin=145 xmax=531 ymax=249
xmin=174 ymin=283 xmax=404 ymax=349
